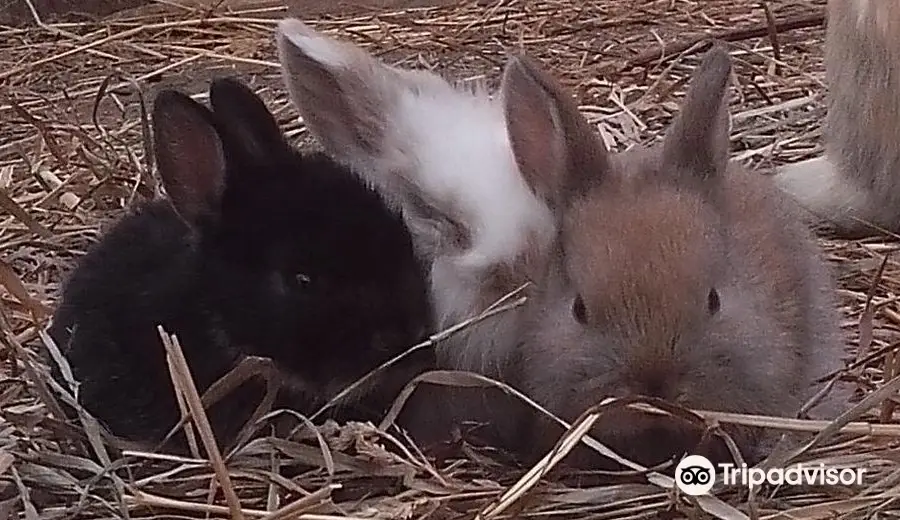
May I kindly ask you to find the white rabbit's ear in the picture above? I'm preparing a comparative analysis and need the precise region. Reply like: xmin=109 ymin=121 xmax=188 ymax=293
xmin=276 ymin=19 xmax=402 ymax=162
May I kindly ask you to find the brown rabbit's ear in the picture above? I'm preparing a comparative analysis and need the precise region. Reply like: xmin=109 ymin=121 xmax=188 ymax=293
xmin=152 ymin=90 xmax=226 ymax=228
xmin=660 ymin=42 xmax=733 ymax=189
xmin=500 ymin=52 xmax=609 ymax=214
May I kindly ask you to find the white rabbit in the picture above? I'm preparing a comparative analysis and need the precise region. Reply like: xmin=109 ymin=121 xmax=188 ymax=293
xmin=275 ymin=18 xmax=555 ymax=450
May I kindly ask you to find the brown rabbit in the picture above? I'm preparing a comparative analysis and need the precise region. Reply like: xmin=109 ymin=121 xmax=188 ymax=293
xmin=775 ymin=0 xmax=900 ymax=237
xmin=500 ymin=44 xmax=849 ymax=469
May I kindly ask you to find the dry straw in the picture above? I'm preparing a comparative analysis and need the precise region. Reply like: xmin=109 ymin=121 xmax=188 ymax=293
xmin=1 ymin=0 xmax=899 ymax=518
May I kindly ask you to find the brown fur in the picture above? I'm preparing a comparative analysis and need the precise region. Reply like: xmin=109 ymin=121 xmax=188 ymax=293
xmin=502 ymin=45 xmax=849 ymax=470
xmin=775 ymin=0 xmax=900 ymax=237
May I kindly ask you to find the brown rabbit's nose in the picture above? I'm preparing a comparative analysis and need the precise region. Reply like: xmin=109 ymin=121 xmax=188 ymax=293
xmin=628 ymin=372 xmax=677 ymax=401
xmin=637 ymin=382 xmax=668 ymax=400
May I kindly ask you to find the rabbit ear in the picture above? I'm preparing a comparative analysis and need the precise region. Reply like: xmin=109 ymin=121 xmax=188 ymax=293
xmin=208 ymin=77 xmax=287 ymax=164
xmin=500 ymin=52 xmax=610 ymax=214
xmin=276 ymin=18 xmax=396 ymax=162
xmin=660 ymin=43 xmax=733 ymax=189
xmin=152 ymin=90 xmax=227 ymax=227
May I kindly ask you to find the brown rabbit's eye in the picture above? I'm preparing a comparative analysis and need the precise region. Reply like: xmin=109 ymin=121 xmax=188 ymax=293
xmin=573 ymin=295 xmax=587 ymax=324
xmin=707 ymin=288 xmax=721 ymax=315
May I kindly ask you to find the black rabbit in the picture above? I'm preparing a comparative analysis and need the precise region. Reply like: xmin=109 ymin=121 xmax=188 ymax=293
xmin=46 ymin=77 xmax=434 ymax=453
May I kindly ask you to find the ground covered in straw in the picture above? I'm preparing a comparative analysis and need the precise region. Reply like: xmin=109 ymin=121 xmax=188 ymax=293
xmin=1 ymin=0 xmax=899 ymax=518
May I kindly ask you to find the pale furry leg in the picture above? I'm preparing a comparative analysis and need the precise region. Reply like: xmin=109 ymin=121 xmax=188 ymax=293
xmin=773 ymin=156 xmax=880 ymax=236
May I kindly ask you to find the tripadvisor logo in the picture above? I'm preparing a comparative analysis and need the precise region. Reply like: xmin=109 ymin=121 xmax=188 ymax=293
xmin=675 ymin=455 xmax=866 ymax=496
xmin=675 ymin=455 xmax=716 ymax=495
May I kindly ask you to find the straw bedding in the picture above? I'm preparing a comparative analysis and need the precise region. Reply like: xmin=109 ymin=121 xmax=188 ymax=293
xmin=1 ymin=0 xmax=899 ymax=518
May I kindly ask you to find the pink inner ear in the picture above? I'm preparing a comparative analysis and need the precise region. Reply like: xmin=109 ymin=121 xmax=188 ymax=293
xmin=502 ymin=54 xmax=612 ymax=211
xmin=165 ymin=140 xmax=226 ymax=222
xmin=502 ymin=60 xmax=567 ymax=205
xmin=153 ymin=98 xmax=227 ymax=226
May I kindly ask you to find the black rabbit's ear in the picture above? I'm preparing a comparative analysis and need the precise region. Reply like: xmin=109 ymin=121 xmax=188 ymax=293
xmin=152 ymin=89 xmax=227 ymax=228
xmin=208 ymin=77 xmax=287 ymax=163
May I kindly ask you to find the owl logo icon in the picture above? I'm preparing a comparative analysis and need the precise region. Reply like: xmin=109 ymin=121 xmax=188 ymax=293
xmin=675 ymin=455 xmax=716 ymax=495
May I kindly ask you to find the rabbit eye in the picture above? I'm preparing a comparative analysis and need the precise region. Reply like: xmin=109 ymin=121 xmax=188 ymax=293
xmin=572 ymin=295 xmax=588 ymax=324
xmin=707 ymin=288 xmax=721 ymax=315
xmin=294 ymin=273 xmax=311 ymax=287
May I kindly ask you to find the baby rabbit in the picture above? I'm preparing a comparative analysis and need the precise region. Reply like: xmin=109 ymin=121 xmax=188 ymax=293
xmin=775 ymin=0 xmax=900 ymax=237
xmin=274 ymin=19 xmax=554 ymax=451
xmin=47 ymin=77 xmax=433 ymax=453
xmin=500 ymin=45 xmax=848 ymax=468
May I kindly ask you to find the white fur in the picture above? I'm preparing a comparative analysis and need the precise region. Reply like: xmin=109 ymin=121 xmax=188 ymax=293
xmin=276 ymin=20 xmax=556 ymax=372
xmin=388 ymin=81 xmax=554 ymax=288
xmin=774 ymin=156 xmax=875 ymax=229
xmin=277 ymin=20 xmax=357 ymax=70
xmin=376 ymin=76 xmax=558 ymax=370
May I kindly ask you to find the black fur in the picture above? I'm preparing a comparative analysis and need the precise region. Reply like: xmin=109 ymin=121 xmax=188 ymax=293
xmin=48 ymin=77 xmax=434 ymax=452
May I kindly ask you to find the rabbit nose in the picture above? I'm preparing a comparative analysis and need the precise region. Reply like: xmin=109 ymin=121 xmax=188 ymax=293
xmin=629 ymin=373 xmax=675 ymax=400
xmin=644 ymin=380 xmax=666 ymax=399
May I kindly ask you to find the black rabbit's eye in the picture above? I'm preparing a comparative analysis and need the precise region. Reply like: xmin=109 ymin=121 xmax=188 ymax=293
xmin=573 ymin=295 xmax=587 ymax=324
xmin=707 ymin=288 xmax=720 ymax=315
xmin=294 ymin=273 xmax=311 ymax=287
